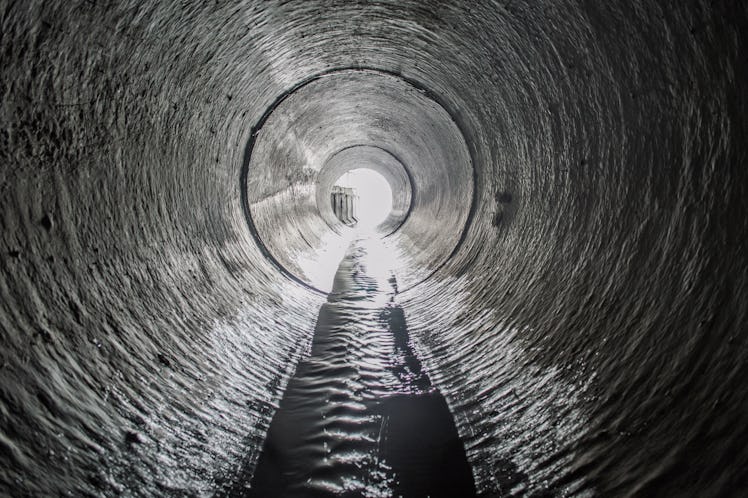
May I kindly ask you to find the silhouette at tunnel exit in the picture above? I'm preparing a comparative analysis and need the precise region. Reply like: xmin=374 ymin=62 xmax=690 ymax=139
xmin=331 ymin=185 xmax=357 ymax=226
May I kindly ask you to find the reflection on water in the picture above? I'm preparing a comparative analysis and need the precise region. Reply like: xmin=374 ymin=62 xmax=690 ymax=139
xmin=295 ymin=227 xmax=405 ymax=293
xmin=295 ymin=228 xmax=355 ymax=293
xmin=231 ymin=236 xmax=475 ymax=497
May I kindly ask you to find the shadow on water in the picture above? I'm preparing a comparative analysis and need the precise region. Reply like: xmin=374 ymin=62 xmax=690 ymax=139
xmin=223 ymin=241 xmax=476 ymax=497
xmin=377 ymin=304 xmax=475 ymax=497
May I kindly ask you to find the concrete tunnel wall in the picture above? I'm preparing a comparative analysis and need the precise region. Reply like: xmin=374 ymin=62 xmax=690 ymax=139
xmin=1 ymin=1 xmax=747 ymax=496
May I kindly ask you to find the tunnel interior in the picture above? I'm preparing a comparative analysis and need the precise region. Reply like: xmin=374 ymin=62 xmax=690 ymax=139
xmin=1 ymin=1 xmax=748 ymax=496
xmin=245 ymin=68 xmax=472 ymax=293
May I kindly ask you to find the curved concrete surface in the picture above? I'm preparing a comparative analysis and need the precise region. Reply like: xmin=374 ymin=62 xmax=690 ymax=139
xmin=1 ymin=1 xmax=747 ymax=496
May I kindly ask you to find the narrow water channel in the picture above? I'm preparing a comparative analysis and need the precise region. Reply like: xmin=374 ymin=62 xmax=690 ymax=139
xmin=240 ymin=238 xmax=475 ymax=497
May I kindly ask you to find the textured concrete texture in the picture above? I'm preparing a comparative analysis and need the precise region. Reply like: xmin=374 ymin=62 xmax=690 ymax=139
xmin=1 ymin=1 xmax=747 ymax=496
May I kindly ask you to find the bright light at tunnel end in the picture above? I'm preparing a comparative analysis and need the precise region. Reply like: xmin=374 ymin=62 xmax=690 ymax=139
xmin=335 ymin=168 xmax=393 ymax=231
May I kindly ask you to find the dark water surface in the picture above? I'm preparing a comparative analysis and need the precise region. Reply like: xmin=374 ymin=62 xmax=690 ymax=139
xmin=234 ymin=240 xmax=475 ymax=497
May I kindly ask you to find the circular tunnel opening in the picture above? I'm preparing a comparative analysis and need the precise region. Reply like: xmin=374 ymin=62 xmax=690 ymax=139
xmin=315 ymin=144 xmax=415 ymax=240
xmin=331 ymin=168 xmax=393 ymax=232
xmin=243 ymin=69 xmax=474 ymax=293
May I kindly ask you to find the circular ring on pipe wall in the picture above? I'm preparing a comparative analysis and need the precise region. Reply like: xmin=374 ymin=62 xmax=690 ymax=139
xmin=315 ymin=145 xmax=414 ymax=237
xmin=240 ymin=67 xmax=476 ymax=293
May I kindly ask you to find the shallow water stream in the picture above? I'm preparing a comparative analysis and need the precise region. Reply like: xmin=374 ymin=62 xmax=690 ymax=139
xmin=234 ymin=238 xmax=475 ymax=497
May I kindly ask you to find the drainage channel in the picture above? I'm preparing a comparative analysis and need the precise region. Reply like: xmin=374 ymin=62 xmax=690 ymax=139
xmin=229 ymin=238 xmax=475 ymax=497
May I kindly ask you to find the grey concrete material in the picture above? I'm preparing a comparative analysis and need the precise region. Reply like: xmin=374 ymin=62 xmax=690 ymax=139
xmin=0 ymin=1 xmax=746 ymax=496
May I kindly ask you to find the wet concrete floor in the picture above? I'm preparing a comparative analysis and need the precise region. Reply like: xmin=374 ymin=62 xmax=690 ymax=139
xmin=238 ymin=239 xmax=475 ymax=497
